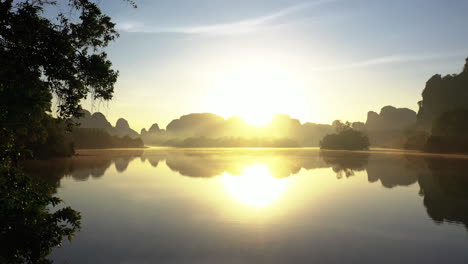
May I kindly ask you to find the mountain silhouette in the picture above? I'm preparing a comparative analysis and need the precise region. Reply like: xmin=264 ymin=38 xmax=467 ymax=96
xmin=417 ymin=58 xmax=468 ymax=128
xmin=366 ymin=106 xmax=416 ymax=131
xmin=78 ymin=109 xmax=114 ymax=131
xmin=115 ymin=118 xmax=139 ymax=138
xmin=144 ymin=113 xmax=334 ymax=147
xmin=365 ymin=106 xmax=416 ymax=148
xmin=77 ymin=109 xmax=139 ymax=138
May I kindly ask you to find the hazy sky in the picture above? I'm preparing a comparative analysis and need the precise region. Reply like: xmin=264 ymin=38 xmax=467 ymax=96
xmin=76 ymin=0 xmax=468 ymax=131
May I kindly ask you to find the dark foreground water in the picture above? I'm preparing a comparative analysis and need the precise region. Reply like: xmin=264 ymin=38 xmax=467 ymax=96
xmin=24 ymin=148 xmax=468 ymax=264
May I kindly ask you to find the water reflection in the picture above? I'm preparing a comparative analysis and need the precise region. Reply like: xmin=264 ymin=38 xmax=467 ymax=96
xmin=220 ymin=164 xmax=291 ymax=207
xmin=21 ymin=148 xmax=468 ymax=263
xmin=23 ymin=149 xmax=144 ymax=184
xmin=23 ymin=149 xmax=468 ymax=231
xmin=419 ymin=157 xmax=468 ymax=230
xmin=320 ymin=151 xmax=369 ymax=178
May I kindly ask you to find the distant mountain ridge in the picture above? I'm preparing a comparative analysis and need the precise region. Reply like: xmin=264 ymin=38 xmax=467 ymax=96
xmin=77 ymin=109 xmax=139 ymax=138
xmin=142 ymin=113 xmax=335 ymax=147
xmin=77 ymin=106 xmax=419 ymax=148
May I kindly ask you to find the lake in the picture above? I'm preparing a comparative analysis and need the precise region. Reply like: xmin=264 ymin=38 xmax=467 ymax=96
xmin=24 ymin=148 xmax=468 ymax=264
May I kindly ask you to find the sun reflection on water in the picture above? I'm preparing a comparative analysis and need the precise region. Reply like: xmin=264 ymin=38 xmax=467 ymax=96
xmin=220 ymin=164 xmax=291 ymax=208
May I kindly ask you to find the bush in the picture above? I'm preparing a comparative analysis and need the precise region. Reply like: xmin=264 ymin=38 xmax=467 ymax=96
xmin=320 ymin=123 xmax=370 ymax=151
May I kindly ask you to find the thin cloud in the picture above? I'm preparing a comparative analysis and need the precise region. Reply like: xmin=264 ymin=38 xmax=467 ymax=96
xmin=311 ymin=52 xmax=468 ymax=72
xmin=117 ymin=0 xmax=335 ymax=35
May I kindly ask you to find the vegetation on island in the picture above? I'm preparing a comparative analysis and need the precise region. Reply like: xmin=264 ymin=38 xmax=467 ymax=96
xmin=320 ymin=121 xmax=370 ymax=151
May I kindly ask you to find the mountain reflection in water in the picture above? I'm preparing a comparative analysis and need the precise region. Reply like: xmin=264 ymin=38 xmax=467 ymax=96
xmin=23 ymin=148 xmax=468 ymax=263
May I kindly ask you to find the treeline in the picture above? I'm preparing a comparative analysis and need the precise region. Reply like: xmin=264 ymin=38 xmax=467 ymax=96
xmin=72 ymin=128 xmax=144 ymax=149
xmin=161 ymin=136 xmax=299 ymax=148
xmin=424 ymin=109 xmax=468 ymax=153
xmin=17 ymin=118 xmax=145 ymax=159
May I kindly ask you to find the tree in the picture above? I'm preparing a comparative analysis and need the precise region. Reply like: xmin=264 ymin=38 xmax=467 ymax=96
xmin=0 ymin=0 xmax=129 ymax=155
xmin=332 ymin=120 xmax=352 ymax=133
xmin=0 ymin=149 xmax=81 ymax=263
xmin=320 ymin=121 xmax=370 ymax=150
xmin=0 ymin=0 xmax=134 ymax=261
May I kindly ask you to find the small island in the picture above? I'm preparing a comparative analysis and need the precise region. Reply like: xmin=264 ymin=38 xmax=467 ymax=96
xmin=320 ymin=121 xmax=370 ymax=150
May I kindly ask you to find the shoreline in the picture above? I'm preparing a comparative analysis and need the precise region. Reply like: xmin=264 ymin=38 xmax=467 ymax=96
xmin=71 ymin=147 xmax=468 ymax=160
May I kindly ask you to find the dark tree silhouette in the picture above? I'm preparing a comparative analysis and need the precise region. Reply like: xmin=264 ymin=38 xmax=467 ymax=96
xmin=0 ymin=153 xmax=81 ymax=264
xmin=0 ymin=0 xmax=126 ymax=156
xmin=424 ymin=109 xmax=468 ymax=153
xmin=320 ymin=121 xmax=370 ymax=150
xmin=0 ymin=0 xmax=134 ymax=262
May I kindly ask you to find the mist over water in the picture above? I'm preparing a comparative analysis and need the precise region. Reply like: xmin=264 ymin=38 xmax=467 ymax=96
xmin=24 ymin=148 xmax=468 ymax=264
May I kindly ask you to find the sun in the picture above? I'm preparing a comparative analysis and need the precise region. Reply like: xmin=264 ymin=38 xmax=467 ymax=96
xmin=220 ymin=164 xmax=291 ymax=207
xmin=207 ymin=61 xmax=305 ymax=127
xmin=241 ymin=111 xmax=273 ymax=127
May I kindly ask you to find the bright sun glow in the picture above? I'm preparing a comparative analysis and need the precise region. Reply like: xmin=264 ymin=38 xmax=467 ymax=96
xmin=220 ymin=164 xmax=291 ymax=207
xmin=242 ymin=112 xmax=273 ymax=127
xmin=207 ymin=61 xmax=307 ymax=127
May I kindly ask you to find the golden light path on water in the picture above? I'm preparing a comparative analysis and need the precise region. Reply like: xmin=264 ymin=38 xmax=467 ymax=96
xmin=219 ymin=164 xmax=291 ymax=208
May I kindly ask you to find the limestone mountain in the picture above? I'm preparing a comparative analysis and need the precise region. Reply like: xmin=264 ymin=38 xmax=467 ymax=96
xmin=115 ymin=118 xmax=139 ymax=138
xmin=148 ymin=123 xmax=162 ymax=133
xmin=365 ymin=106 xmax=417 ymax=148
xmin=417 ymin=58 xmax=468 ymax=127
xmin=142 ymin=112 xmax=334 ymax=147
xmin=166 ymin=113 xmax=226 ymax=137
xmin=366 ymin=106 xmax=416 ymax=131
xmin=77 ymin=109 xmax=114 ymax=131
xmin=76 ymin=110 xmax=139 ymax=138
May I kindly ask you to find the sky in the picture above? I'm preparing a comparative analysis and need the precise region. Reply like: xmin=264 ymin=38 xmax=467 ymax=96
xmin=75 ymin=0 xmax=468 ymax=131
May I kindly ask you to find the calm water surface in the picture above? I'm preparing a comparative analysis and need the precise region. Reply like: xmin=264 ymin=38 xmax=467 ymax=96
xmin=25 ymin=148 xmax=468 ymax=264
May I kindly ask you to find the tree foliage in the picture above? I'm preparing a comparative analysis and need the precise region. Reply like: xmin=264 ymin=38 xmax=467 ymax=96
xmin=320 ymin=121 xmax=370 ymax=150
xmin=0 ymin=130 xmax=81 ymax=263
xmin=0 ymin=0 xmax=132 ymax=261
xmin=0 ymin=0 xmax=121 ymax=154
xmin=425 ymin=109 xmax=468 ymax=153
